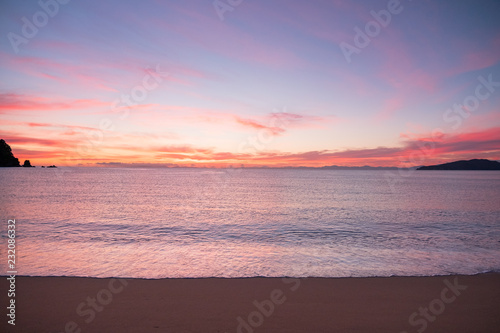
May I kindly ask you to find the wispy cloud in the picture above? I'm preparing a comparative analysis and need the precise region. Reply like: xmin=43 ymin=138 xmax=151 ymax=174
xmin=0 ymin=93 xmax=109 ymax=114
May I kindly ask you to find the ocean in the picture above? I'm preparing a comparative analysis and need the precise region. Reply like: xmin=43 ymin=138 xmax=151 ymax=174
xmin=1 ymin=167 xmax=499 ymax=278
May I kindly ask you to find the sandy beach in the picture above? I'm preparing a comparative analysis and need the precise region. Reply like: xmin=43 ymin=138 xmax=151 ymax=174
xmin=1 ymin=273 xmax=499 ymax=332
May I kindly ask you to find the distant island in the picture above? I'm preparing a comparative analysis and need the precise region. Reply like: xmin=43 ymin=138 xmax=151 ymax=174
xmin=417 ymin=159 xmax=500 ymax=170
xmin=0 ymin=139 xmax=38 ymax=168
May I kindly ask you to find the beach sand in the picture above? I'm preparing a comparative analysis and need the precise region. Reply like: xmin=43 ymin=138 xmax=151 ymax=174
xmin=1 ymin=273 xmax=499 ymax=332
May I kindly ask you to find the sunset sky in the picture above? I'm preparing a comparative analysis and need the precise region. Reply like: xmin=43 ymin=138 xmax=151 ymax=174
xmin=1 ymin=0 xmax=499 ymax=167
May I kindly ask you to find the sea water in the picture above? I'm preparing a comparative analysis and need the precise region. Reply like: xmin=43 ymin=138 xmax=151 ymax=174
xmin=0 ymin=167 xmax=499 ymax=278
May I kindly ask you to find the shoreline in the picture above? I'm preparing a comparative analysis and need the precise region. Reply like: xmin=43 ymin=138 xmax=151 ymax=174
xmin=1 ymin=271 xmax=500 ymax=280
xmin=2 ymin=273 xmax=499 ymax=332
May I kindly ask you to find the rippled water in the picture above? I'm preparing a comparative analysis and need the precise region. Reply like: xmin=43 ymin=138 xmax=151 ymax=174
xmin=1 ymin=167 xmax=499 ymax=278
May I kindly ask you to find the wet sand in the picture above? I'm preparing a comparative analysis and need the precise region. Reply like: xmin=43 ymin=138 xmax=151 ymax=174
xmin=1 ymin=273 xmax=499 ymax=332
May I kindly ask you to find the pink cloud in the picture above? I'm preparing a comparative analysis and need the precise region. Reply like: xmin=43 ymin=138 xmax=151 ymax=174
xmin=234 ymin=111 xmax=327 ymax=136
xmin=1 ymin=133 xmax=79 ymax=148
xmin=0 ymin=93 xmax=110 ymax=114
xmin=235 ymin=117 xmax=285 ymax=135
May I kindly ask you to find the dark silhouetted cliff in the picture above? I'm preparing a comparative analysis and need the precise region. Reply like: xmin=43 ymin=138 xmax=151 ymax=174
xmin=0 ymin=139 xmax=21 ymax=167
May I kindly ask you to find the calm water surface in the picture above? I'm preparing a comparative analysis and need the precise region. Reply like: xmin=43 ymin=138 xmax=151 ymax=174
xmin=0 ymin=167 xmax=499 ymax=278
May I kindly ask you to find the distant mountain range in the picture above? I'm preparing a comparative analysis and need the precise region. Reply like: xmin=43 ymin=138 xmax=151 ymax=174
xmin=417 ymin=159 xmax=500 ymax=170
xmin=283 ymin=165 xmax=404 ymax=170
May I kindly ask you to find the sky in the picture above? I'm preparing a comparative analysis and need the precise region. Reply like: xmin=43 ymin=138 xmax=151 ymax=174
xmin=0 ymin=0 xmax=499 ymax=167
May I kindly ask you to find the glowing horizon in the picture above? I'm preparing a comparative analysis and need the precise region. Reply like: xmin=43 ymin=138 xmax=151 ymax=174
xmin=1 ymin=0 xmax=499 ymax=168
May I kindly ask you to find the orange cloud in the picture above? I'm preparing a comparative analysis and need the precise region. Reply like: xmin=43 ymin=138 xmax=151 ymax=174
xmin=3 ymin=126 xmax=498 ymax=168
